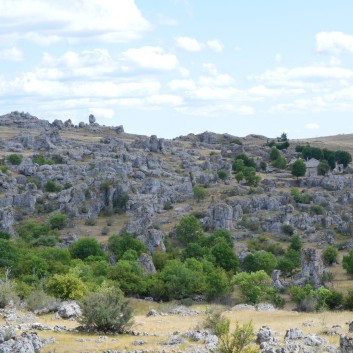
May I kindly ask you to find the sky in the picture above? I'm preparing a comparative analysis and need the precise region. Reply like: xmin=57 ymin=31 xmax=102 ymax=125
xmin=1 ymin=0 xmax=353 ymax=139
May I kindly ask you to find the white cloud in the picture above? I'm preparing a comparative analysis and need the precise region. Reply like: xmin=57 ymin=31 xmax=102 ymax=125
xmin=0 ymin=47 xmax=23 ymax=61
xmin=175 ymin=36 xmax=204 ymax=52
xmin=251 ymin=66 xmax=353 ymax=86
xmin=306 ymin=123 xmax=320 ymax=129
xmin=89 ymin=108 xmax=115 ymax=119
xmin=206 ymin=40 xmax=224 ymax=53
xmin=316 ymin=31 xmax=353 ymax=54
xmin=275 ymin=53 xmax=282 ymax=63
xmin=123 ymin=46 xmax=179 ymax=70
xmin=168 ymin=79 xmax=196 ymax=91
xmin=0 ymin=0 xmax=151 ymax=44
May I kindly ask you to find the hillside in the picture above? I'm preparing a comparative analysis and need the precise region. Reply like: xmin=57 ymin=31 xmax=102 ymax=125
xmin=1 ymin=111 xmax=353 ymax=352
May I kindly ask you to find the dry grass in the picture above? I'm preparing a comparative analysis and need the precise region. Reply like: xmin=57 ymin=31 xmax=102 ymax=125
xmin=2 ymin=302 xmax=351 ymax=353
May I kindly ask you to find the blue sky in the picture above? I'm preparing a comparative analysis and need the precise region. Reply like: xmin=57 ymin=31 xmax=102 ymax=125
xmin=1 ymin=0 xmax=353 ymax=139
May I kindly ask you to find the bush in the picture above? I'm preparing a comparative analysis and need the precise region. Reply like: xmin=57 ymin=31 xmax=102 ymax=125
xmin=215 ymin=319 xmax=258 ymax=353
xmin=79 ymin=286 xmax=133 ymax=333
xmin=0 ymin=282 xmax=17 ymax=308
xmin=84 ymin=218 xmax=97 ymax=226
xmin=310 ymin=205 xmax=324 ymax=215
xmin=113 ymin=192 xmax=129 ymax=214
xmin=0 ymin=230 xmax=11 ymax=240
xmin=0 ymin=165 xmax=8 ymax=174
xmin=203 ymin=308 xmax=226 ymax=334
xmin=46 ymin=273 xmax=87 ymax=300
xmin=343 ymin=250 xmax=353 ymax=274
xmin=0 ymin=239 xmax=19 ymax=268
xmin=44 ymin=180 xmax=62 ymax=192
xmin=69 ymin=238 xmax=104 ymax=260
xmin=7 ymin=154 xmax=22 ymax=165
xmin=175 ymin=215 xmax=203 ymax=246
xmin=281 ymin=224 xmax=294 ymax=236
xmin=108 ymin=233 xmax=146 ymax=260
xmin=26 ymin=289 xmax=58 ymax=313
xmin=218 ymin=169 xmax=228 ymax=181
xmin=32 ymin=156 xmax=54 ymax=165
xmin=323 ymin=246 xmax=338 ymax=266
xmin=193 ymin=185 xmax=207 ymax=202
xmin=48 ymin=212 xmax=67 ymax=230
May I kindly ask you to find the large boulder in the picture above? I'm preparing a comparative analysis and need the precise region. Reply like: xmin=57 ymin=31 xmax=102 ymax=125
xmin=57 ymin=301 xmax=81 ymax=319
xmin=137 ymin=253 xmax=156 ymax=273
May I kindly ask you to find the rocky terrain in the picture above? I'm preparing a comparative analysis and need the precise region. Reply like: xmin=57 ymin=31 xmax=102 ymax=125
xmin=2 ymin=111 xmax=353 ymax=352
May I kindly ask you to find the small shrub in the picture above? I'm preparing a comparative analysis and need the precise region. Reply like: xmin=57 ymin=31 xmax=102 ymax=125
xmin=7 ymin=154 xmax=22 ymax=165
xmin=281 ymin=224 xmax=294 ymax=236
xmin=48 ymin=212 xmax=67 ymax=230
xmin=85 ymin=218 xmax=97 ymax=226
xmin=0 ymin=165 xmax=8 ymax=174
xmin=0 ymin=282 xmax=17 ymax=308
xmin=113 ymin=192 xmax=129 ymax=214
xmin=193 ymin=185 xmax=207 ymax=202
xmin=323 ymin=246 xmax=338 ymax=266
xmin=310 ymin=205 xmax=324 ymax=215
xmin=101 ymin=226 xmax=109 ymax=236
xmin=26 ymin=289 xmax=58 ymax=313
xmin=218 ymin=169 xmax=228 ymax=181
xmin=44 ymin=180 xmax=62 ymax=192
xmin=32 ymin=156 xmax=54 ymax=165
xmin=79 ymin=286 xmax=133 ymax=333
xmin=203 ymin=308 xmax=226 ymax=334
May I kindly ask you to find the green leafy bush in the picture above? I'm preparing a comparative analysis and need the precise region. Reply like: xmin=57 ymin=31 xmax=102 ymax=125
xmin=48 ymin=212 xmax=67 ymax=230
xmin=46 ymin=273 xmax=87 ymax=300
xmin=69 ymin=238 xmax=104 ymax=260
xmin=79 ymin=286 xmax=133 ymax=333
xmin=108 ymin=233 xmax=145 ymax=260
xmin=44 ymin=180 xmax=62 ymax=192
xmin=32 ymin=155 xmax=54 ymax=165
xmin=7 ymin=154 xmax=22 ymax=165
xmin=175 ymin=215 xmax=203 ymax=245
xmin=193 ymin=185 xmax=207 ymax=202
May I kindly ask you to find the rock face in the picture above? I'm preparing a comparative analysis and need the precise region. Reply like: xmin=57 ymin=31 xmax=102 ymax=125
xmin=299 ymin=248 xmax=326 ymax=288
xmin=0 ymin=331 xmax=43 ymax=353
xmin=137 ymin=253 xmax=156 ymax=273
xmin=210 ymin=202 xmax=233 ymax=230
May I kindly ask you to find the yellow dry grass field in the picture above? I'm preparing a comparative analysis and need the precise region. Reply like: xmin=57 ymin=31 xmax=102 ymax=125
xmin=2 ymin=301 xmax=352 ymax=353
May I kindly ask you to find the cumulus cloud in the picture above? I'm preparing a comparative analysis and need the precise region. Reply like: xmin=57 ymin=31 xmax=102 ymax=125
xmin=122 ymin=46 xmax=179 ymax=70
xmin=206 ymin=40 xmax=224 ymax=52
xmin=0 ymin=47 xmax=23 ymax=61
xmin=175 ymin=36 xmax=204 ymax=52
xmin=251 ymin=66 xmax=353 ymax=86
xmin=316 ymin=31 xmax=353 ymax=54
xmin=306 ymin=123 xmax=320 ymax=129
xmin=0 ymin=0 xmax=151 ymax=44
xmin=275 ymin=53 xmax=282 ymax=63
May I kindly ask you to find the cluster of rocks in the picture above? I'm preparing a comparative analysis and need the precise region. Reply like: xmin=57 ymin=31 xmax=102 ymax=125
xmin=146 ymin=305 xmax=200 ymax=317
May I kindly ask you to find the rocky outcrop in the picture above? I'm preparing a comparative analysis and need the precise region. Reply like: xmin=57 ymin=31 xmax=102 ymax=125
xmin=137 ymin=253 xmax=156 ymax=273
xmin=57 ymin=301 xmax=81 ymax=319
xmin=0 ymin=330 xmax=43 ymax=353
xmin=210 ymin=202 xmax=234 ymax=230
xmin=298 ymin=248 xmax=326 ymax=288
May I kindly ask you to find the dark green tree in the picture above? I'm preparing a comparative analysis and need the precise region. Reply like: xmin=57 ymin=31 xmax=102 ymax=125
xmin=317 ymin=161 xmax=330 ymax=176
xmin=291 ymin=160 xmax=306 ymax=179
xmin=69 ymin=238 xmax=104 ymax=260
xmin=175 ymin=215 xmax=203 ymax=246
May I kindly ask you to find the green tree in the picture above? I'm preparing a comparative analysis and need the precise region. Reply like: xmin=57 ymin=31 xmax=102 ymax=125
xmin=211 ymin=240 xmax=239 ymax=273
xmin=233 ymin=154 xmax=256 ymax=170
xmin=0 ymin=239 xmax=19 ymax=268
xmin=270 ymin=147 xmax=281 ymax=161
xmin=291 ymin=160 xmax=306 ymax=179
xmin=175 ymin=215 xmax=203 ymax=246
xmin=289 ymin=235 xmax=302 ymax=252
xmin=79 ymin=286 xmax=133 ymax=333
xmin=107 ymin=233 xmax=145 ymax=260
xmin=317 ymin=161 xmax=330 ymax=176
xmin=232 ymin=270 xmax=277 ymax=304
xmin=69 ymin=238 xmax=104 ymax=260
xmin=323 ymin=246 xmax=338 ymax=266
xmin=272 ymin=156 xmax=287 ymax=169
xmin=335 ymin=150 xmax=352 ymax=167
xmin=193 ymin=185 xmax=207 ymax=202
xmin=46 ymin=273 xmax=87 ymax=300
xmin=235 ymin=171 xmax=244 ymax=183
xmin=242 ymin=251 xmax=277 ymax=275
xmin=343 ymin=250 xmax=353 ymax=274
xmin=218 ymin=169 xmax=228 ymax=181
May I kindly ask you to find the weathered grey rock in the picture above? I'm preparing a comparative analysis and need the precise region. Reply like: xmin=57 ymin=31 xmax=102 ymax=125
xmin=57 ymin=301 xmax=81 ymax=319
xmin=284 ymin=328 xmax=303 ymax=340
xmin=116 ymin=125 xmax=124 ymax=134
xmin=257 ymin=326 xmax=278 ymax=345
xmin=18 ymin=159 xmax=37 ymax=176
xmin=89 ymin=114 xmax=96 ymax=124
xmin=52 ymin=119 xmax=64 ymax=129
xmin=137 ymin=253 xmax=156 ymax=273
xmin=0 ymin=207 xmax=15 ymax=234
xmin=78 ymin=122 xmax=85 ymax=128
xmin=210 ymin=202 xmax=233 ymax=231
xmin=137 ymin=229 xmax=166 ymax=253
xmin=298 ymin=248 xmax=326 ymax=288
xmin=271 ymin=270 xmax=286 ymax=291
xmin=340 ymin=335 xmax=353 ymax=353
xmin=0 ymin=332 xmax=43 ymax=353
xmin=232 ymin=304 xmax=256 ymax=311
xmin=304 ymin=334 xmax=326 ymax=346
